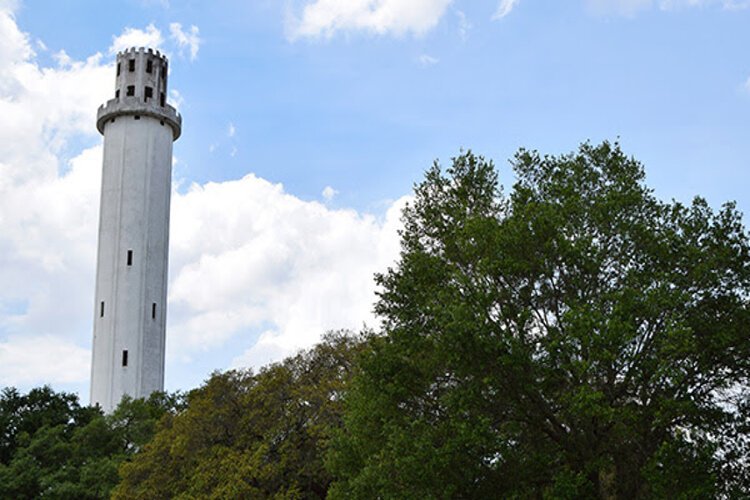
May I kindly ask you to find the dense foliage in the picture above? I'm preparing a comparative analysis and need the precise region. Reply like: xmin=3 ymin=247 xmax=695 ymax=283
xmin=114 ymin=331 xmax=364 ymax=499
xmin=327 ymin=143 xmax=750 ymax=498
xmin=0 ymin=386 xmax=180 ymax=499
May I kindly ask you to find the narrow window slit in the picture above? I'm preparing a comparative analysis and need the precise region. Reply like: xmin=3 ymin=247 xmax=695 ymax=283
xmin=116 ymin=62 xmax=121 ymax=76
xmin=127 ymin=250 xmax=133 ymax=266
xmin=100 ymin=301 xmax=105 ymax=318
xmin=152 ymin=303 xmax=157 ymax=320
xmin=128 ymin=59 xmax=135 ymax=72
xmin=122 ymin=350 xmax=128 ymax=367
xmin=159 ymin=92 xmax=165 ymax=107
xmin=146 ymin=60 xmax=153 ymax=73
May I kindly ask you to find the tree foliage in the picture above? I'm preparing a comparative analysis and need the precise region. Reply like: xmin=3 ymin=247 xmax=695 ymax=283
xmin=0 ymin=386 xmax=181 ymax=499
xmin=327 ymin=143 xmax=750 ymax=498
xmin=114 ymin=331 xmax=364 ymax=499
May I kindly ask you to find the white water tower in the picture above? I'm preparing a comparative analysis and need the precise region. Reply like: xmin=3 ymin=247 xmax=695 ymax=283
xmin=90 ymin=47 xmax=181 ymax=412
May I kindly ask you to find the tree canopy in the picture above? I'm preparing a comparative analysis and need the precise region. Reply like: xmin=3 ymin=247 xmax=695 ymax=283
xmin=0 ymin=386 xmax=180 ymax=499
xmin=114 ymin=331 xmax=364 ymax=499
xmin=327 ymin=143 xmax=750 ymax=498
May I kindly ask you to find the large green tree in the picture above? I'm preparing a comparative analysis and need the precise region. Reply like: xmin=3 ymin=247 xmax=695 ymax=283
xmin=327 ymin=143 xmax=750 ymax=498
xmin=114 ymin=331 xmax=364 ymax=499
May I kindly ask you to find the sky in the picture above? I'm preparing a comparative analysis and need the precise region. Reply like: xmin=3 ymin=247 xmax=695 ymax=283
xmin=1 ymin=0 xmax=749 ymax=400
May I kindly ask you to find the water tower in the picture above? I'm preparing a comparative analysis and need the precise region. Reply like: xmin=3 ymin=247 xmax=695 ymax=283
xmin=90 ymin=47 xmax=181 ymax=412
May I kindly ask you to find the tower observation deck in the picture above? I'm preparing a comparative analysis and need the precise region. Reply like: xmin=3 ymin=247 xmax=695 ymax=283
xmin=90 ymin=47 xmax=181 ymax=412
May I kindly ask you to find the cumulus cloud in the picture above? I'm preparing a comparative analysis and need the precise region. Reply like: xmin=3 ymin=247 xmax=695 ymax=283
xmin=169 ymin=22 xmax=201 ymax=61
xmin=0 ymin=5 xmax=110 ymax=389
xmin=0 ymin=335 xmax=90 ymax=385
xmin=287 ymin=0 xmax=453 ymax=39
xmin=493 ymin=0 xmax=520 ymax=19
xmin=109 ymin=22 xmax=202 ymax=61
xmin=167 ymin=176 xmax=406 ymax=364
xmin=0 ymin=4 xmax=405 ymax=394
xmin=109 ymin=23 xmax=164 ymax=54
xmin=227 ymin=122 xmax=236 ymax=137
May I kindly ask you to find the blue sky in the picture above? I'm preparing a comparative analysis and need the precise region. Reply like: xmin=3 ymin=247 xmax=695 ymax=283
xmin=1 ymin=0 xmax=749 ymax=400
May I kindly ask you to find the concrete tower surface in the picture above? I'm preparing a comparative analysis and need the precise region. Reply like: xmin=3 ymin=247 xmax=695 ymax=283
xmin=90 ymin=47 xmax=181 ymax=413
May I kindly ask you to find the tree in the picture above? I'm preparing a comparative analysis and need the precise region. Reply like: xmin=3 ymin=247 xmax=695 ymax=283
xmin=0 ymin=386 xmax=96 ymax=464
xmin=327 ymin=143 xmax=750 ymax=498
xmin=114 ymin=331 xmax=364 ymax=499
xmin=0 ymin=386 xmax=179 ymax=499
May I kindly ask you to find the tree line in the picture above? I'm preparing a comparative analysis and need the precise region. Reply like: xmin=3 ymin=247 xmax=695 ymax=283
xmin=3 ymin=142 xmax=749 ymax=498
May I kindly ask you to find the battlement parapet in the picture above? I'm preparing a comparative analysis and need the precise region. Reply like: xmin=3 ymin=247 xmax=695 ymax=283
xmin=97 ymin=97 xmax=182 ymax=140
xmin=117 ymin=46 xmax=169 ymax=64
xmin=100 ymin=46 xmax=179 ymax=139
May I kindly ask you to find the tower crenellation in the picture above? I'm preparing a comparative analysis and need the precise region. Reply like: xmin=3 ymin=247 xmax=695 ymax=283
xmin=96 ymin=47 xmax=181 ymax=140
xmin=115 ymin=47 xmax=168 ymax=104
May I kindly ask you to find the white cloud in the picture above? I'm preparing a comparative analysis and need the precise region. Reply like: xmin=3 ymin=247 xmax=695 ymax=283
xmin=0 ymin=5 xmax=111 ymax=389
xmin=744 ymin=76 xmax=750 ymax=93
xmin=493 ymin=0 xmax=520 ymax=19
xmin=322 ymin=185 xmax=338 ymax=200
xmin=109 ymin=23 xmax=164 ymax=54
xmin=0 ymin=335 xmax=90 ymax=385
xmin=169 ymin=22 xmax=201 ymax=61
xmin=228 ymin=122 xmax=236 ymax=137
xmin=418 ymin=53 xmax=439 ymax=66
xmin=167 ymin=175 xmax=407 ymax=364
xmin=108 ymin=22 xmax=203 ymax=62
xmin=230 ymin=330 xmax=290 ymax=369
xmin=288 ymin=0 xmax=453 ymax=39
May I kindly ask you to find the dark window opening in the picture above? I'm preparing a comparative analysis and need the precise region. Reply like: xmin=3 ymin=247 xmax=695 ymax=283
xmin=110 ymin=118 xmax=115 ymax=123
xmin=144 ymin=86 xmax=153 ymax=102
xmin=115 ymin=89 xmax=120 ymax=99
xmin=159 ymin=92 xmax=165 ymax=107
xmin=116 ymin=63 xmax=121 ymax=76
xmin=100 ymin=301 xmax=105 ymax=318
xmin=122 ymin=350 xmax=128 ymax=367
xmin=160 ymin=120 xmax=164 ymax=126
xmin=128 ymin=59 xmax=135 ymax=72
xmin=127 ymin=250 xmax=133 ymax=266
xmin=126 ymin=85 xmax=135 ymax=97
xmin=134 ymin=115 xmax=140 ymax=120
xmin=152 ymin=303 xmax=157 ymax=319
xmin=146 ymin=60 xmax=153 ymax=73
xmin=161 ymin=65 xmax=167 ymax=79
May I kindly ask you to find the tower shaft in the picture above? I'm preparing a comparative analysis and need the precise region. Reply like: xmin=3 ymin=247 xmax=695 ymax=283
xmin=91 ymin=47 xmax=181 ymax=413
